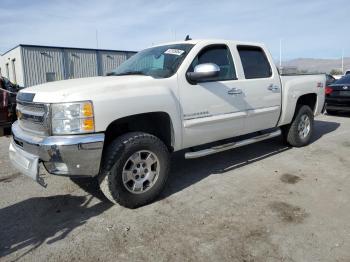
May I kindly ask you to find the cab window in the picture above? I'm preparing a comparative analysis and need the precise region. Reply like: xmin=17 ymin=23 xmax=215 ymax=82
xmin=237 ymin=45 xmax=272 ymax=79
xmin=188 ymin=45 xmax=236 ymax=82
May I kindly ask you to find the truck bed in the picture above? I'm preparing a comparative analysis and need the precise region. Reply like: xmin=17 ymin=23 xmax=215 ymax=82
xmin=278 ymin=74 xmax=326 ymax=126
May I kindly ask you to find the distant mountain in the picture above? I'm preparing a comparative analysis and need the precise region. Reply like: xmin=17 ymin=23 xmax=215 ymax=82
xmin=282 ymin=57 xmax=350 ymax=74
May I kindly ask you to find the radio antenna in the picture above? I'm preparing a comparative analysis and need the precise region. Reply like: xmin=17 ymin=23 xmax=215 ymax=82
xmin=185 ymin=35 xmax=192 ymax=41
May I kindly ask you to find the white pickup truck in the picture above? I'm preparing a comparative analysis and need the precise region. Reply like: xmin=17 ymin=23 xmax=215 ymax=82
xmin=9 ymin=39 xmax=325 ymax=208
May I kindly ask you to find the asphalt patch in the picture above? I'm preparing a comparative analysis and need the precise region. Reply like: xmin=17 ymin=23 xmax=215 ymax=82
xmin=343 ymin=141 xmax=350 ymax=147
xmin=270 ymin=201 xmax=308 ymax=223
xmin=280 ymin=173 xmax=301 ymax=184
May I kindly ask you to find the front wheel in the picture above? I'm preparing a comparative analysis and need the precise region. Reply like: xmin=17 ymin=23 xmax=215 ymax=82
xmin=98 ymin=132 xmax=170 ymax=208
xmin=282 ymin=105 xmax=314 ymax=147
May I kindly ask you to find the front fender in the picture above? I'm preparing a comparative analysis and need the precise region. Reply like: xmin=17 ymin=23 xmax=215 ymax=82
xmin=93 ymin=84 xmax=183 ymax=151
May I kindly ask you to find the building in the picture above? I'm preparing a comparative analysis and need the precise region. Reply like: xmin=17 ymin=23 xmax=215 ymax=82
xmin=0 ymin=45 xmax=136 ymax=87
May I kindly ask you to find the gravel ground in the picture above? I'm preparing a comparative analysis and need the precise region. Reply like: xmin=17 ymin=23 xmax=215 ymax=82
xmin=0 ymin=114 xmax=349 ymax=262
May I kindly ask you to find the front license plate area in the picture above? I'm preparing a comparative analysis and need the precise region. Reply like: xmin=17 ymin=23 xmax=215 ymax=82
xmin=9 ymin=141 xmax=39 ymax=181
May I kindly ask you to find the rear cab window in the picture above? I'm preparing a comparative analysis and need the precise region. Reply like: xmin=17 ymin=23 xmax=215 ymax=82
xmin=237 ymin=45 xmax=272 ymax=79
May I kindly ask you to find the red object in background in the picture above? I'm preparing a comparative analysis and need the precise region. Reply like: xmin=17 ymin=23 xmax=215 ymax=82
xmin=3 ymin=91 xmax=8 ymax=108
xmin=0 ymin=90 xmax=9 ymax=123
xmin=0 ymin=77 xmax=18 ymax=129
xmin=325 ymin=86 xmax=333 ymax=95
xmin=1 ymin=90 xmax=8 ymax=109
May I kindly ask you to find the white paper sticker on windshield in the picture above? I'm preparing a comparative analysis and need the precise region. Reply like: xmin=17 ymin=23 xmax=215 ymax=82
xmin=164 ymin=49 xmax=185 ymax=56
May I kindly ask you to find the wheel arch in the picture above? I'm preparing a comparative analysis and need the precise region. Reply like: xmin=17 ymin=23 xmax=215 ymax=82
xmin=103 ymin=111 xmax=175 ymax=152
xmin=295 ymin=93 xmax=317 ymax=113
xmin=279 ymin=92 xmax=318 ymax=126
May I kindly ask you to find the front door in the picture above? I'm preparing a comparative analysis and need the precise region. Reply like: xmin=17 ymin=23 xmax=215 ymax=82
xmin=178 ymin=44 xmax=247 ymax=148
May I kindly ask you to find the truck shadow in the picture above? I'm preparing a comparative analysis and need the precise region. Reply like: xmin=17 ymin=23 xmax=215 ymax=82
xmin=310 ymin=119 xmax=341 ymax=143
xmin=326 ymin=112 xmax=350 ymax=118
xmin=160 ymin=119 xmax=340 ymax=199
xmin=0 ymin=179 xmax=113 ymax=260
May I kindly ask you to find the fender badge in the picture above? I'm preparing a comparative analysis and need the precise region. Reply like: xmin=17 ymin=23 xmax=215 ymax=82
xmin=317 ymin=82 xmax=324 ymax=88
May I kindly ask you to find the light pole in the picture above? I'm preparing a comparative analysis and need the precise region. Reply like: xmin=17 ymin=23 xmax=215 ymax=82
xmin=95 ymin=30 xmax=99 ymax=49
xmin=279 ymin=39 xmax=282 ymax=73
xmin=341 ymin=48 xmax=344 ymax=74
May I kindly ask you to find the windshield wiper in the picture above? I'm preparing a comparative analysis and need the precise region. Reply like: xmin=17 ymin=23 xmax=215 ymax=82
xmin=108 ymin=71 xmax=147 ymax=76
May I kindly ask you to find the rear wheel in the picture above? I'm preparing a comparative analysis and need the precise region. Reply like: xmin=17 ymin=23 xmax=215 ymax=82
xmin=282 ymin=105 xmax=314 ymax=147
xmin=98 ymin=132 xmax=170 ymax=208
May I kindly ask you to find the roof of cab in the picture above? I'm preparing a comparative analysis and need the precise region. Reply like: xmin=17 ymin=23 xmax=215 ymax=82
xmin=152 ymin=39 xmax=264 ymax=47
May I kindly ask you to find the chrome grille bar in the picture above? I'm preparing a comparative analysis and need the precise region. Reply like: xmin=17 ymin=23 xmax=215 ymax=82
xmin=16 ymin=100 xmax=50 ymax=136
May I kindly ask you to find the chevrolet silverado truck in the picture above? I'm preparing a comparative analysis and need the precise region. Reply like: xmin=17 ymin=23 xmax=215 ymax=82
xmin=9 ymin=39 xmax=325 ymax=208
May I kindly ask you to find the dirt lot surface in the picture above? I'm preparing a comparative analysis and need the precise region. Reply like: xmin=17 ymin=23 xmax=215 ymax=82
xmin=0 ymin=114 xmax=349 ymax=262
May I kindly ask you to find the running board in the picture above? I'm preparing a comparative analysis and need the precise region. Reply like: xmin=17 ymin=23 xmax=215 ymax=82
xmin=185 ymin=129 xmax=282 ymax=159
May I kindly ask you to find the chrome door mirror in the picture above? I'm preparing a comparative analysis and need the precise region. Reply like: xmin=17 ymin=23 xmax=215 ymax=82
xmin=186 ymin=63 xmax=220 ymax=83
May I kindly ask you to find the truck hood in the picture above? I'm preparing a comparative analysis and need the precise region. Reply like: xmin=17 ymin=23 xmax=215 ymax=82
xmin=21 ymin=76 xmax=156 ymax=103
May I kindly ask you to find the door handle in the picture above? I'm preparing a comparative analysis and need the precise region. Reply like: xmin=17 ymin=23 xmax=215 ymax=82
xmin=228 ymin=88 xmax=242 ymax=95
xmin=268 ymin=84 xmax=280 ymax=92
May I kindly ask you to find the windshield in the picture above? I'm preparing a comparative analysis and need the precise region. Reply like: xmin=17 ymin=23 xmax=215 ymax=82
xmin=109 ymin=44 xmax=194 ymax=78
xmin=333 ymin=75 xmax=350 ymax=85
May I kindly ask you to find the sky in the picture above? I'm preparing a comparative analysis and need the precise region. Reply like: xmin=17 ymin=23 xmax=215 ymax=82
xmin=0 ymin=0 xmax=348 ymax=60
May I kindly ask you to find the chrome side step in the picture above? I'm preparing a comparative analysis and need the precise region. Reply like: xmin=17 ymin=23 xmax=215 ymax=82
xmin=185 ymin=129 xmax=282 ymax=159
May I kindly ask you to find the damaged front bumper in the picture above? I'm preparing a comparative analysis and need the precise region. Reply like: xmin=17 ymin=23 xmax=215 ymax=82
xmin=9 ymin=121 xmax=104 ymax=185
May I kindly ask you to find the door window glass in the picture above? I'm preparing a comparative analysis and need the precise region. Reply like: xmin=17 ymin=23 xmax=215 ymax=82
xmin=188 ymin=45 xmax=236 ymax=81
xmin=238 ymin=46 xmax=272 ymax=79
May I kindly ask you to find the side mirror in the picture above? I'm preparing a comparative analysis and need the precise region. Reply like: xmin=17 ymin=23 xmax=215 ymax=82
xmin=186 ymin=63 xmax=220 ymax=83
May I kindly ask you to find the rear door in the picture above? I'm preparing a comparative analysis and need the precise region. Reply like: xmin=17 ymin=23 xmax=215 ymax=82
xmin=235 ymin=45 xmax=281 ymax=133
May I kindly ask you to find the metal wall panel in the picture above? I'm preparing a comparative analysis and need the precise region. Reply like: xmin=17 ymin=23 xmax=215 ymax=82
xmin=64 ymin=49 xmax=98 ymax=79
xmin=20 ymin=46 xmax=135 ymax=87
xmin=22 ymin=47 xmax=64 ymax=87
xmin=126 ymin=52 xmax=135 ymax=59
xmin=99 ymin=51 xmax=128 ymax=75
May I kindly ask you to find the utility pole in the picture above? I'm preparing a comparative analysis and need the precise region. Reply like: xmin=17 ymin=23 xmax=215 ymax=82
xmin=279 ymin=39 xmax=282 ymax=73
xmin=341 ymin=48 xmax=344 ymax=74
xmin=95 ymin=30 xmax=99 ymax=49
xmin=170 ymin=28 xmax=177 ymax=41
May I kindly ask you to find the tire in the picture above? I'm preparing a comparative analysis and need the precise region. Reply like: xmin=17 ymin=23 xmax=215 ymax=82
xmin=282 ymin=105 xmax=314 ymax=147
xmin=98 ymin=132 xmax=170 ymax=208
xmin=326 ymin=109 xmax=338 ymax=115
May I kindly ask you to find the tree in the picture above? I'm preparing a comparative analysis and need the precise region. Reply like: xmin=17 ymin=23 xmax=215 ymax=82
xmin=330 ymin=69 xmax=342 ymax=75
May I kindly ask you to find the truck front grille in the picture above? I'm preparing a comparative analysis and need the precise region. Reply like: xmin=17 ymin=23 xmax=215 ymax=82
xmin=16 ymin=101 xmax=50 ymax=135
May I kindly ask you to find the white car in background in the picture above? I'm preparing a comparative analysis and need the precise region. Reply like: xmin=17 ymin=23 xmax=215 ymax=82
xmin=332 ymin=75 xmax=343 ymax=80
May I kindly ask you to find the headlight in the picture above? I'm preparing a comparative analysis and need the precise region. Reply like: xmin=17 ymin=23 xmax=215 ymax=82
xmin=51 ymin=101 xmax=95 ymax=135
